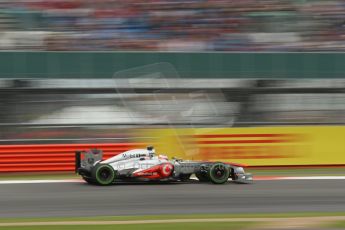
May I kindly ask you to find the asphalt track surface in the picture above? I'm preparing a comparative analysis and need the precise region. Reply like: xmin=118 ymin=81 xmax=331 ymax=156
xmin=1 ymin=180 xmax=345 ymax=218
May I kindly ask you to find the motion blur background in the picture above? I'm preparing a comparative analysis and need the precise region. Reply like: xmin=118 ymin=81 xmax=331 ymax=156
xmin=0 ymin=0 xmax=345 ymax=51
xmin=0 ymin=0 xmax=345 ymax=171
xmin=1 ymin=2 xmax=345 ymax=229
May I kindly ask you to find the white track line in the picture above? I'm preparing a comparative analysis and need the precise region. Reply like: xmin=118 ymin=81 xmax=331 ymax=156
xmin=0 ymin=179 xmax=82 ymax=184
xmin=0 ymin=176 xmax=345 ymax=185
xmin=255 ymin=176 xmax=345 ymax=181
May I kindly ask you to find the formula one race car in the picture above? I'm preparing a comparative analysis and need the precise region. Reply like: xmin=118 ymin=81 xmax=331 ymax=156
xmin=75 ymin=146 xmax=252 ymax=185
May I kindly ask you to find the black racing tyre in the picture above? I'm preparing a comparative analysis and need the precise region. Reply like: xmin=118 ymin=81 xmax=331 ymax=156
xmin=208 ymin=163 xmax=230 ymax=184
xmin=195 ymin=172 xmax=209 ymax=182
xmin=92 ymin=164 xmax=116 ymax=185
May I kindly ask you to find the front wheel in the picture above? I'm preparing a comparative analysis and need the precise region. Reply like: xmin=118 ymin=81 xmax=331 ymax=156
xmin=92 ymin=164 xmax=116 ymax=185
xmin=208 ymin=163 xmax=230 ymax=184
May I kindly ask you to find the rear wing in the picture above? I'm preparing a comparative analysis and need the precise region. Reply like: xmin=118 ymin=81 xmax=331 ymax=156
xmin=75 ymin=149 xmax=103 ymax=173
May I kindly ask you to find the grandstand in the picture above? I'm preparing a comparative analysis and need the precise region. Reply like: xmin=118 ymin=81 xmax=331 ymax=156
xmin=0 ymin=0 xmax=344 ymax=51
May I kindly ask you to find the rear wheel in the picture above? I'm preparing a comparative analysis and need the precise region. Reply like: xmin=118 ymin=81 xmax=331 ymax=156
xmin=92 ymin=164 xmax=116 ymax=185
xmin=208 ymin=163 xmax=230 ymax=184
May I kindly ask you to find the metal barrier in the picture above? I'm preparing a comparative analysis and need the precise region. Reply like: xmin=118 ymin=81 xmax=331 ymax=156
xmin=0 ymin=143 xmax=142 ymax=172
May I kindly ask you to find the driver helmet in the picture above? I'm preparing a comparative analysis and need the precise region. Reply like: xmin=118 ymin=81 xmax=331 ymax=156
xmin=147 ymin=146 xmax=155 ymax=158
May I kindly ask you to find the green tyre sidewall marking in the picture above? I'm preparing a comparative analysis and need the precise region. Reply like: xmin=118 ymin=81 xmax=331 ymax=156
xmin=208 ymin=163 xmax=230 ymax=184
xmin=94 ymin=164 xmax=115 ymax=185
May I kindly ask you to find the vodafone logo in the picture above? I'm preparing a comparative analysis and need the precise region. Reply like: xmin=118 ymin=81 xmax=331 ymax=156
xmin=161 ymin=163 xmax=174 ymax=176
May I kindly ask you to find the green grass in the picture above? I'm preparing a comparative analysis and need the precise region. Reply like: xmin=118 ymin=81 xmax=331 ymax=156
xmin=0 ymin=212 xmax=345 ymax=223
xmin=327 ymin=220 xmax=345 ymax=228
xmin=0 ymin=222 xmax=253 ymax=230
xmin=1 ymin=213 xmax=344 ymax=230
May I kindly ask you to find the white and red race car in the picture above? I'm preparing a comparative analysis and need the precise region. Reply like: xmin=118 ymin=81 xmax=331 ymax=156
xmin=75 ymin=146 xmax=252 ymax=185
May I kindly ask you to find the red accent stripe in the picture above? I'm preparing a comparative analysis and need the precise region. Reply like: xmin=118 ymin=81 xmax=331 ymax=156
xmin=197 ymin=139 xmax=290 ymax=144
xmin=0 ymin=143 xmax=143 ymax=173
xmin=194 ymin=134 xmax=294 ymax=138
xmin=248 ymin=164 xmax=345 ymax=169
xmin=206 ymin=161 xmax=248 ymax=167
xmin=197 ymin=145 xmax=298 ymax=160
xmin=0 ymin=143 xmax=137 ymax=149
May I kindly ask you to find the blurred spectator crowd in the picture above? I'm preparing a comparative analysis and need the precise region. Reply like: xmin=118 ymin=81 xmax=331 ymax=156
xmin=0 ymin=0 xmax=344 ymax=51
